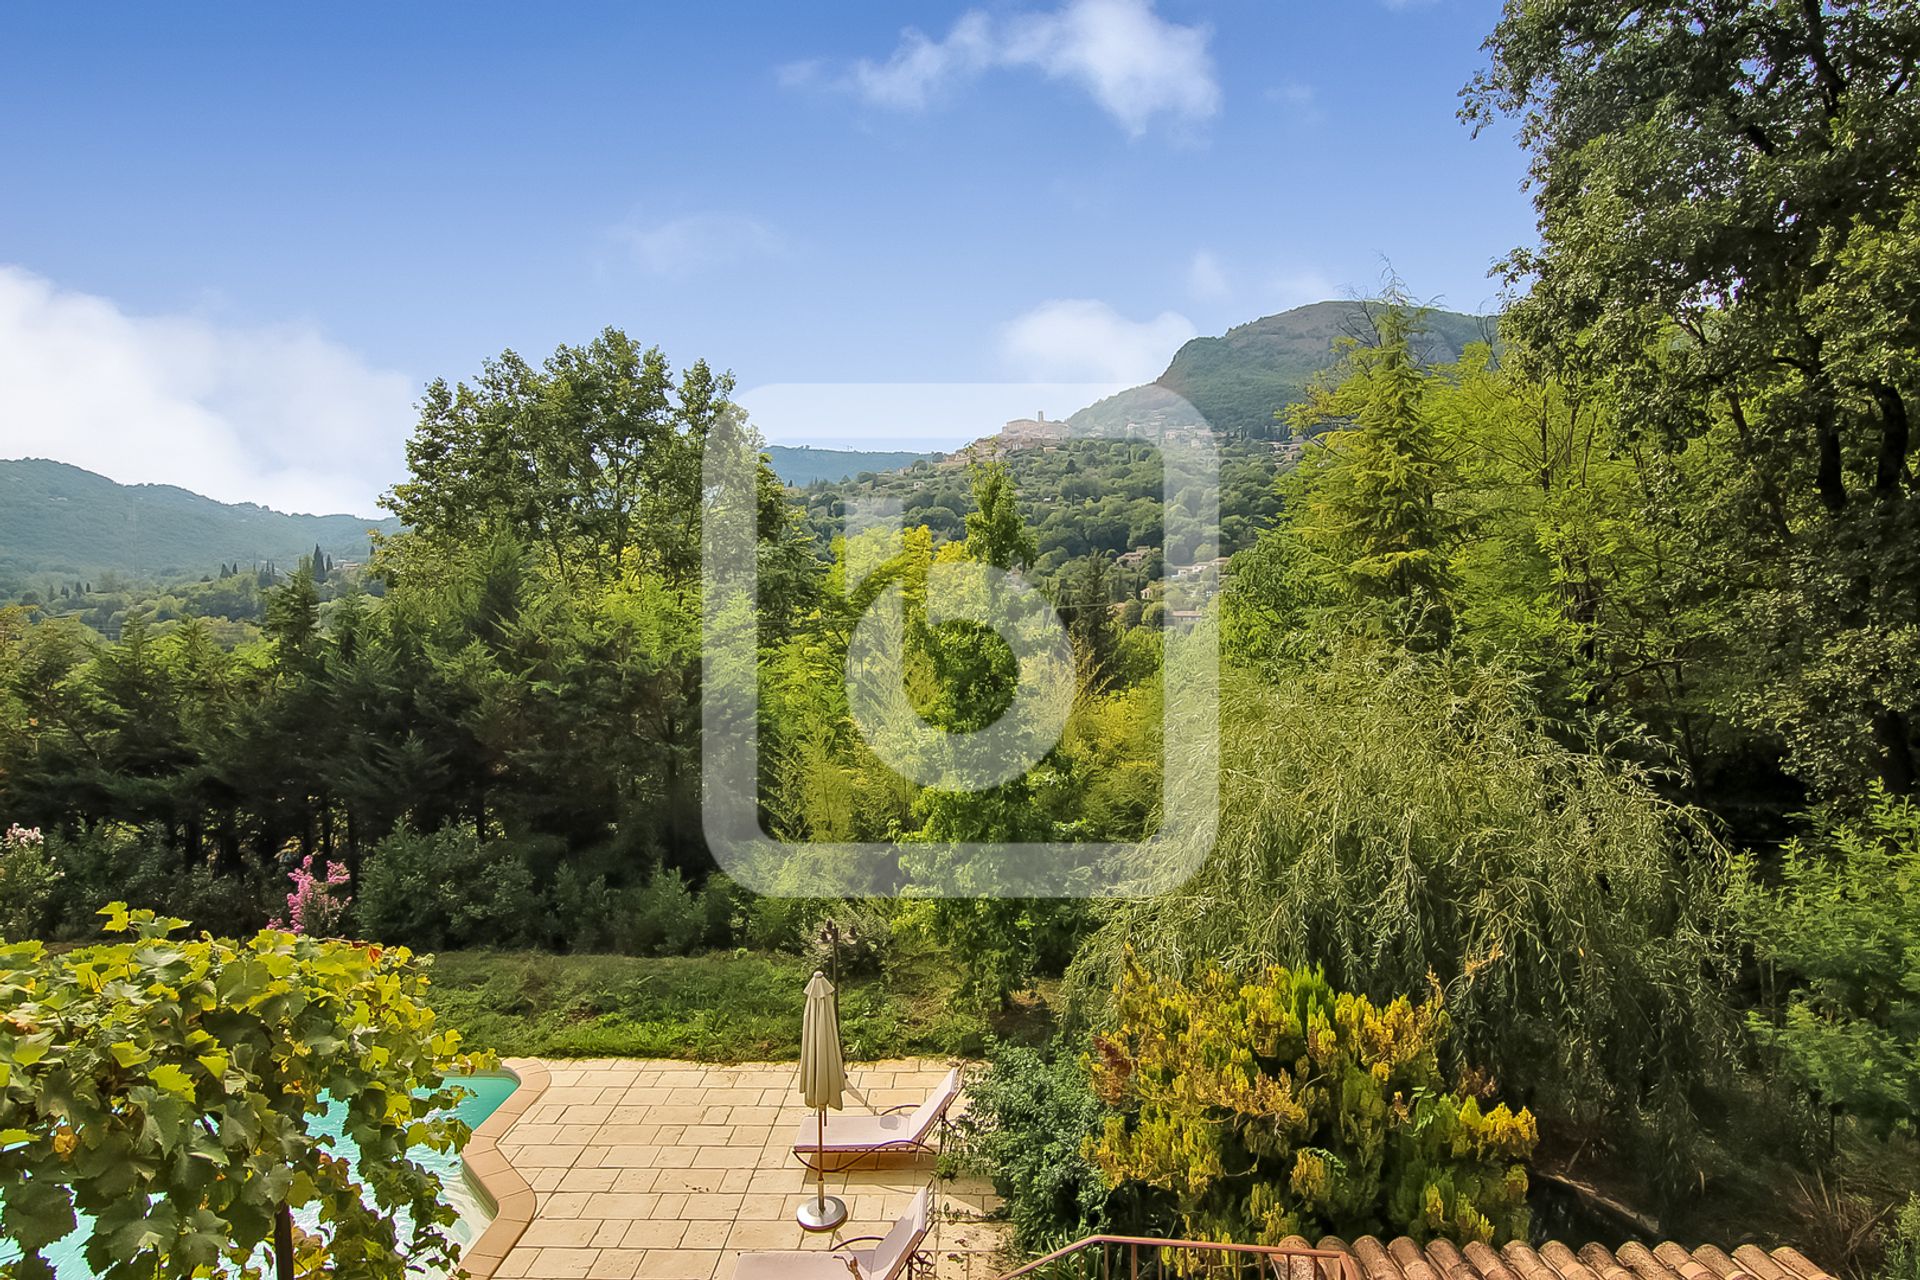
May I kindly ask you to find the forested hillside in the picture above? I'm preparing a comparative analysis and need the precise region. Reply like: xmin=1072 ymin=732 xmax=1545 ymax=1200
xmin=0 ymin=458 xmax=399 ymax=587
xmin=0 ymin=449 xmax=936 ymax=592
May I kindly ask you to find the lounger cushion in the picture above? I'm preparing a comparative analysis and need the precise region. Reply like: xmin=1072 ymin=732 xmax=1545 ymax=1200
xmin=792 ymin=1110 xmax=918 ymax=1153
xmin=865 ymin=1189 xmax=931 ymax=1280
xmin=903 ymin=1070 xmax=961 ymax=1136
xmin=793 ymin=1071 xmax=961 ymax=1154
xmin=733 ymin=1250 xmax=867 ymax=1280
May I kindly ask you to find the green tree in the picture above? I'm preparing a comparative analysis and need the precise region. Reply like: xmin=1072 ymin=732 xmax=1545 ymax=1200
xmin=1063 ymin=555 xmax=1119 ymax=687
xmin=1281 ymin=300 xmax=1458 ymax=633
xmin=964 ymin=462 xmax=1039 ymax=572
xmin=1082 ymin=645 xmax=1733 ymax=1195
xmin=1465 ymin=0 xmax=1920 ymax=794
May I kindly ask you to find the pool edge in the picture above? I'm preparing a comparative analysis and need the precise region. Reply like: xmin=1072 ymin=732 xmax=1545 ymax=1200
xmin=456 ymin=1058 xmax=551 ymax=1280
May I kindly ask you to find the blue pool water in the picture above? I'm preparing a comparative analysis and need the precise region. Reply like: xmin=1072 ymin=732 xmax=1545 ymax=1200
xmin=5 ymin=1072 xmax=518 ymax=1279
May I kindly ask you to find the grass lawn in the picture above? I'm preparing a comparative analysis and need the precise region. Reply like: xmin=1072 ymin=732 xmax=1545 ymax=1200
xmin=424 ymin=946 xmax=1050 ymax=1061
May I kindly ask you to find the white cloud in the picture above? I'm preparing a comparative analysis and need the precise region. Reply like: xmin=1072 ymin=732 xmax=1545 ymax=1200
xmin=810 ymin=0 xmax=1219 ymax=137
xmin=1186 ymin=249 xmax=1230 ymax=303
xmin=999 ymin=299 xmax=1197 ymax=383
xmin=0 ymin=265 xmax=411 ymax=517
xmin=1268 ymin=269 xmax=1338 ymax=312
xmin=614 ymin=213 xmax=783 ymax=277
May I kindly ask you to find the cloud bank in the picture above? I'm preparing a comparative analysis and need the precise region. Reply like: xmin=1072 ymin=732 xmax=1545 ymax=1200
xmin=613 ymin=212 xmax=784 ymax=277
xmin=0 ymin=266 xmax=412 ymax=517
xmin=789 ymin=0 xmax=1219 ymax=138
xmin=999 ymin=298 xmax=1197 ymax=383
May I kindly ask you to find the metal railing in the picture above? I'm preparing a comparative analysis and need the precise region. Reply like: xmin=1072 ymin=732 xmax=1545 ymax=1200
xmin=993 ymin=1236 xmax=1361 ymax=1280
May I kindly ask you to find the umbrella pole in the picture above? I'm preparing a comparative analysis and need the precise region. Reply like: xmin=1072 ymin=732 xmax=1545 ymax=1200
xmin=798 ymin=1106 xmax=846 ymax=1231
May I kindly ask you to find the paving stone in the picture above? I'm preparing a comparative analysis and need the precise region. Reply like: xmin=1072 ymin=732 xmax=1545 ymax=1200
xmin=622 ymin=1220 xmax=690 ymax=1249
xmin=636 ymin=1249 xmax=724 ymax=1279
xmin=524 ymin=1248 xmax=603 ymax=1279
xmin=587 ymin=1249 xmax=648 ymax=1280
xmin=521 ymin=1219 xmax=604 ymax=1249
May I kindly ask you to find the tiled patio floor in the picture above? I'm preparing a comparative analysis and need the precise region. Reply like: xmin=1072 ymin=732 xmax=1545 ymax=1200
xmin=471 ymin=1059 xmax=1009 ymax=1280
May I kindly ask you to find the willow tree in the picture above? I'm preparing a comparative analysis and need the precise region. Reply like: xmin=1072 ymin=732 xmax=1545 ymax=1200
xmin=1078 ymin=645 xmax=1734 ymax=1195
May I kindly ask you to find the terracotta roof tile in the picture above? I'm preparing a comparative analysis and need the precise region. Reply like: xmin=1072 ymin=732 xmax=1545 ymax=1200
xmin=1291 ymin=1238 xmax=1833 ymax=1280
xmin=1576 ymin=1243 xmax=1633 ymax=1280
xmin=1424 ymin=1237 xmax=1479 ymax=1280
xmin=1463 ymin=1240 xmax=1520 ymax=1280
xmin=1689 ymin=1245 xmax=1755 ymax=1280
xmin=1542 ymin=1240 xmax=1602 ymax=1280
xmin=1355 ymin=1235 xmax=1403 ymax=1280
xmin=1616 ymin=1241 xmax=1684 ymax=1280
xmin=1771 ymin=1248 xmax=1829 ymax=1280
xmin=1391 ymin=1236 xmax=1445 ymax=1280
xmin=1731 ymin=1245 xmax=1795 ymax=1280
xmin=1502 ymin=1241 xmax=1560 ymax=1280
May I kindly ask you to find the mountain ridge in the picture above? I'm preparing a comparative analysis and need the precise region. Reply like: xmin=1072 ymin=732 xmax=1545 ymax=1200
xmin=1073 ymin=299 xmax=1495 ymax=438
xmin=0 ymin=458 xmax=402 ymax=586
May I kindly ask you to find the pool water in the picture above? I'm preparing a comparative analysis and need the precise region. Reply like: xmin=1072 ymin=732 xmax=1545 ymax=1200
xmin=4 ymin=1072 xmax=519 ymax=1279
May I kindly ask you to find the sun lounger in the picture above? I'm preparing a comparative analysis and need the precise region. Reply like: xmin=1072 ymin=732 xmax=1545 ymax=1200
xmin=792 ymin=1069 xmax=960 ymax=1170
xmin=733 ymin=1188 xmax=933 ymax=1280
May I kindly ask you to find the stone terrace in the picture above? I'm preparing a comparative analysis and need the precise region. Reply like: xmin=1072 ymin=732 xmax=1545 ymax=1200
xmin=465 ymin=1059 xmax=1006 ymax=1280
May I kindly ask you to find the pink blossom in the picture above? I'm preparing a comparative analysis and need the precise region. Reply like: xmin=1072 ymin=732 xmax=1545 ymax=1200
xmin=272 ymin=853 xmax=353 ymax=937
xmin=2 ymin=824 xmax=44 ymax=851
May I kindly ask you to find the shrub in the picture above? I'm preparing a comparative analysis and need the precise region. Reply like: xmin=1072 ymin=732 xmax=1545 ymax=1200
xmin=0 ymin=825 xmax=57 ymax=939
xmin=958 ymin=1039 xmax=1116 ymax=1250
xmin=1884 ymin=1194 xmax=1920 ymax=1280
xmin=355 ymin=826 xmax=541 ymax=950
xmin=800 ymin=899 xmax=896 ymax=977
xmin=0 ymin=905 xmax=490 ymax=1280
xmin=616 ymin=866 xmax=708 ymax=955
xmin=39 ymin=829 xmax=274 ymax=940
xmin=735 ymin=895 xmax=898 ymax=977
xmin=1088 ymin=961 xmax=1537 ymax=1245
xmin=272 ymin=853 xmax=352 ymax=937
xmin=1733 ymin=786 xmax=1920 ymax=1137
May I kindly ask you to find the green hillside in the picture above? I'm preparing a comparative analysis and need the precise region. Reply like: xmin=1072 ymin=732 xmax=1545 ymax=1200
xmin=1073 ymin=300 xmax=1495 ymax=438
xmin=764 ymin=445 xmax=935 ymax=485
xmin=0 ymin=458 xmax=399 ymax=587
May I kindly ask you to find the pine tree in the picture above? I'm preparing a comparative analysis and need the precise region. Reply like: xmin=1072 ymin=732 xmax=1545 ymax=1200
xmin=1281 ymin=299 xmax=1458 ymax=641
xmin=1066 ymin=554 xmax=1119 ymax=685
xmin=963 ymin=462 xmax=1037 ymax=571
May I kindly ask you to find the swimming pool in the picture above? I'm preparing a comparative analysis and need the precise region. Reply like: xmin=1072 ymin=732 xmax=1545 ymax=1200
xmin=3 ymin=1071 xmax=520 ymax=1279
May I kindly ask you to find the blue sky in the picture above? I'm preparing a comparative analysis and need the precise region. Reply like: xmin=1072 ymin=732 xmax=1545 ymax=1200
xmin=0 ymin=1 xmax=1533 ymax=515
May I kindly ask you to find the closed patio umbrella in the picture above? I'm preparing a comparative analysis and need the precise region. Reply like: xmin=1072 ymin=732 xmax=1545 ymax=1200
xmin=797 ymin=970 xmax=848 ymax=1231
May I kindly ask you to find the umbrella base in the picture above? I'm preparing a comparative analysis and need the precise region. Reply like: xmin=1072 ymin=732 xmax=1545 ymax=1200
xmin=796 ymin=1195 xmax=847 ymax=1233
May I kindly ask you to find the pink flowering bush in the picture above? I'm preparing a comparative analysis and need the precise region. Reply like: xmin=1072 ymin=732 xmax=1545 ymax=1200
xmin=273 ymin=853 xmax=353 ymax=937
xmin=0 ymin=822 xmax=57 ymax=938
